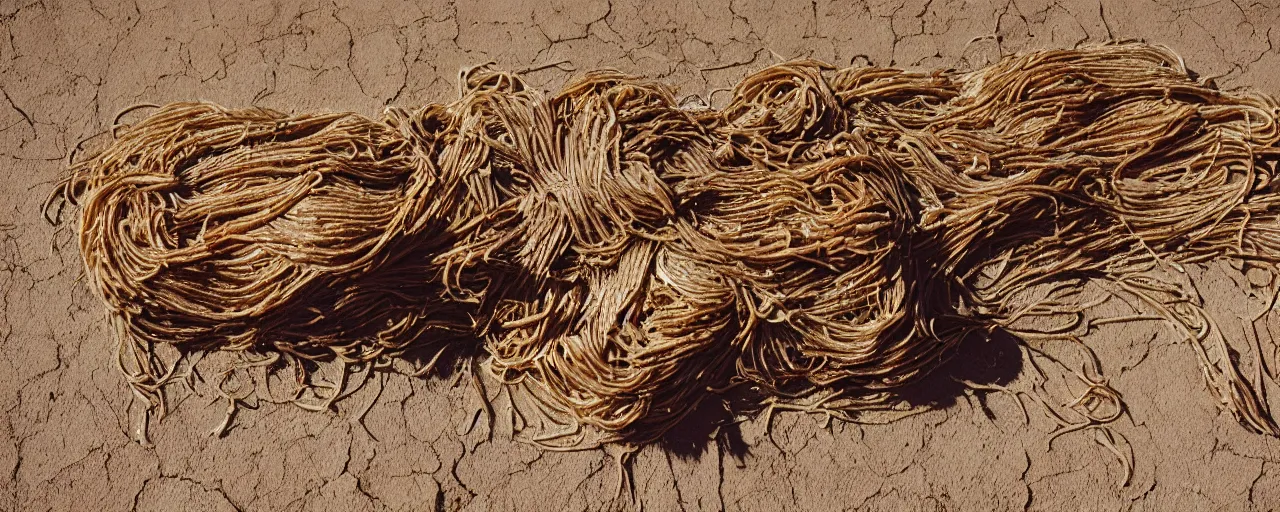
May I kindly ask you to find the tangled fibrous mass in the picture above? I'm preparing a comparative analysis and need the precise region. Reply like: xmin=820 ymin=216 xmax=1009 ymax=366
xmin=49 ymin=43 xmax=1280 ymax=453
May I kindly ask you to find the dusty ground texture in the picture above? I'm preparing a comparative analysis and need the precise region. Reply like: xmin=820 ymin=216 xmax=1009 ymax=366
xmin=5 ymin=0 xmax=1280 ymax=510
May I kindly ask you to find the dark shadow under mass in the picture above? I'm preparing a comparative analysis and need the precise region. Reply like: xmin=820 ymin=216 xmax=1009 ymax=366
xmin=655 ymin=327 xmax=1024 ymax=463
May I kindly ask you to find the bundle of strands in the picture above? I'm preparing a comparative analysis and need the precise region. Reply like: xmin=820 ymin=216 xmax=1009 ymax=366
xmin=49 ymin=42 xmax=1280 ymax=450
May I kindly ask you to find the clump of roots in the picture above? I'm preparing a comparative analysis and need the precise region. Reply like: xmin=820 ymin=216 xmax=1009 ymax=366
xmin=47 ymin=43 xmax=1280 ymax=468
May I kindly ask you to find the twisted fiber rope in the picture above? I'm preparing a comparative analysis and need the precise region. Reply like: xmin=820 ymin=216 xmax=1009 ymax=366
xmin=51 ymin=42 xmax=1280 ymax=446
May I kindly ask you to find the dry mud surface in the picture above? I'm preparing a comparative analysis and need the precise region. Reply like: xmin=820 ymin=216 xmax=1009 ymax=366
xmin=5 ymin=0 xmax=1280 ymax=510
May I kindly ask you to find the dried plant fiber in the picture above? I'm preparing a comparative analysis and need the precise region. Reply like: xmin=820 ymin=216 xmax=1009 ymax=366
xmin=49 ymin=43 xmax=1280 ymax=455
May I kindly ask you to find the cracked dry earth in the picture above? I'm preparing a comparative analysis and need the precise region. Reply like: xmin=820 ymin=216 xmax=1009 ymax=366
xmin=7 ymin=0 xmax=1280 ymax=510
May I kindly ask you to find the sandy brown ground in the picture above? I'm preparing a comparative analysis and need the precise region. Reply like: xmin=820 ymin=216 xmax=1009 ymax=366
xmin=5 ymin=0 xmax=1280 ymax=510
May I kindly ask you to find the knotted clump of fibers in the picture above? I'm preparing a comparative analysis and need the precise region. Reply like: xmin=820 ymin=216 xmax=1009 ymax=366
xmin=50 ymin=42 xmax=1280 ymax=448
